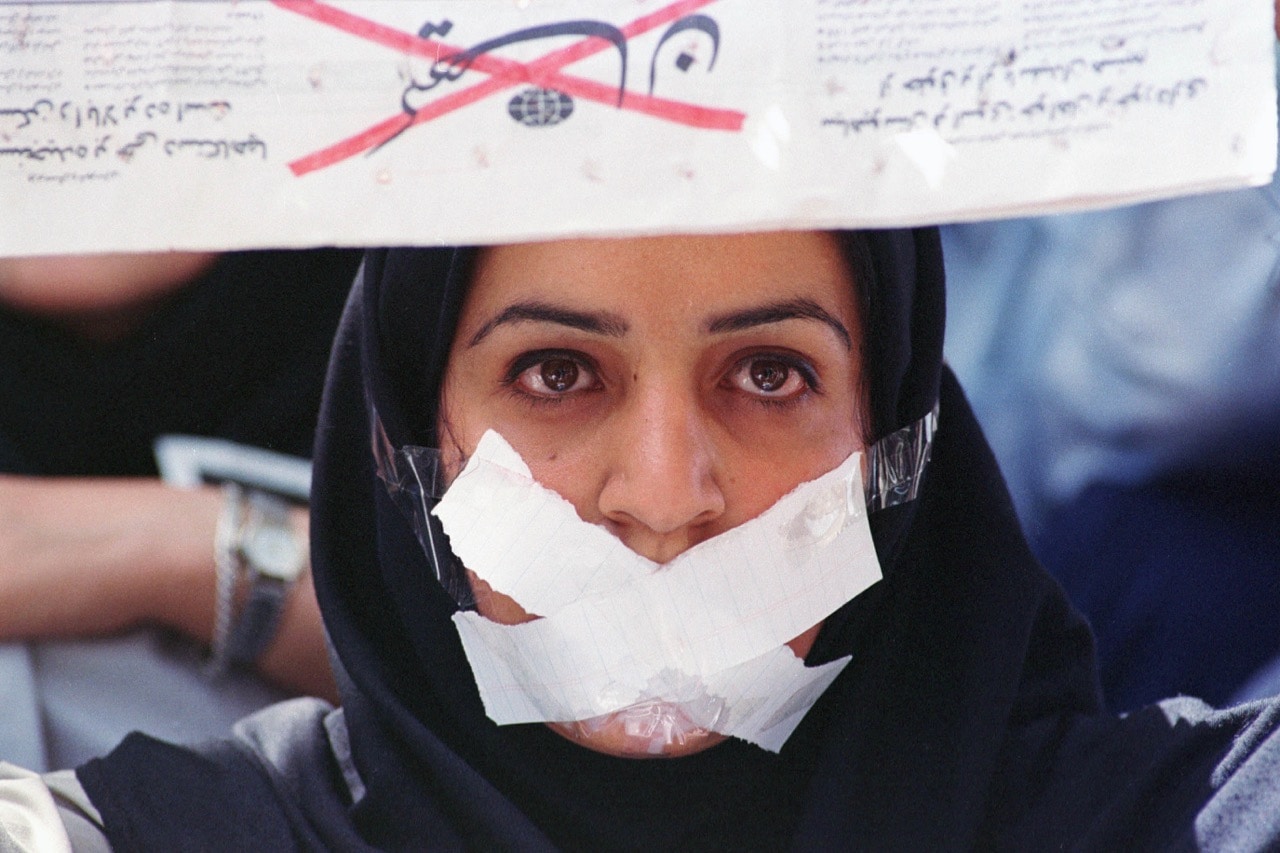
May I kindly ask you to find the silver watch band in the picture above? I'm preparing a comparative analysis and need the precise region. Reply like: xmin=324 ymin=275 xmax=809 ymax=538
xmin=207 ymin=483 xmax=245 ymax=677
xmin=208 ymin=486 xmax=304 ymax=675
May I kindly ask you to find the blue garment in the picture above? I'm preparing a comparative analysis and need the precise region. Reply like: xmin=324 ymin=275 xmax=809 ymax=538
xmin=941 ymin=119 xmax=1280 ymax=710
xmin=941 ymin=178 xmax=1280 ymax=534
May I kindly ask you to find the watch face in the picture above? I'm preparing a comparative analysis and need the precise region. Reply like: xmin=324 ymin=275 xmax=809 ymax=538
xmin=244 ymin=525 xmax=302 ymax=579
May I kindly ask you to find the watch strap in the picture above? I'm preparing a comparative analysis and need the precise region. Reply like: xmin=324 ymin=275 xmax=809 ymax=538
xmin=207 ymin=486 xmax=304 ymax=675
xmin=225 ymin=572 xmax=290 ymax=666
xmin=207 ymin=482 xmax=245 ymax=677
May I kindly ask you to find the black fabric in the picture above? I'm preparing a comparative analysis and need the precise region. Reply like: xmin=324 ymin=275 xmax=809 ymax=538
xmin=1036 ymin=474 xmax=1280 ymax=712
xmin=0 ymin=249 xmax=361 ymax=477
xmin=77 ymin=733 xmax=301 ymax=853
xmin=78 ymin=232 xmax=1280 ymax=851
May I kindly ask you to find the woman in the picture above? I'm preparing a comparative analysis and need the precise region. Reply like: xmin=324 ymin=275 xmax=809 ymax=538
xmin=11 ymin=228 xmax=1280 ymax=849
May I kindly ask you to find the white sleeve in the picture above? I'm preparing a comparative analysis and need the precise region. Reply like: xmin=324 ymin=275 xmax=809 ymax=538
xmin=0 ymin=763 xmax=109 ymax=853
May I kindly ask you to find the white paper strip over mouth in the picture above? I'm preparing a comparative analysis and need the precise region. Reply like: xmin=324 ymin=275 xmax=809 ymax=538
xmin=452 ymin=620 xmax=851 ymax=752
xmin=434 ymin=429 xmax=882 ymax=751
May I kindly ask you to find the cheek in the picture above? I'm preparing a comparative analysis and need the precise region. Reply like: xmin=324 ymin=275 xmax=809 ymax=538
xmin=721 ymin=421 xmax=863 ymax=518
xmin=786 ymin=623 xmax=824 ymax=660
xmin=717 ymin=377 xmax=865 ymax=484
xmin=437 ymin=363 xmax=494 ymax=438
xmin=504 ymin=436 xmax=609 ymax=523
xmin=467 ymin=571 xmax=539 ymax=623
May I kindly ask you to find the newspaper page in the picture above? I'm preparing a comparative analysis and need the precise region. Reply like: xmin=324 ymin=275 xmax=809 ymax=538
xmin=1 ymin=0 xmax=1275 ymax=254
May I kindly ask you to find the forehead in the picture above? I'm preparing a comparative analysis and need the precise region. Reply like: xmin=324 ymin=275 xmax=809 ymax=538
xmin=460 ymin=231 xmax=860 ymax=332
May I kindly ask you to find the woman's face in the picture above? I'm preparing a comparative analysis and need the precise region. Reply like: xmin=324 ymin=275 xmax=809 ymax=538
xmin=439 ymin=230 xmax=867 ymax=755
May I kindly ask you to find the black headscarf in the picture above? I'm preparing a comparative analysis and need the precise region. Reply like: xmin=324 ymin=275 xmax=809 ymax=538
xmin=80 ymin=230 xmax=1280 ymax=850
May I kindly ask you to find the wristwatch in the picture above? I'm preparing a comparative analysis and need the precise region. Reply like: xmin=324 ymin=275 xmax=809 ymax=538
xmin=224 ymin=489 xmax=306 ymax=667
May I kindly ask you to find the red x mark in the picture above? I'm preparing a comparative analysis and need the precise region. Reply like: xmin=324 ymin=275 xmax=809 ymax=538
xmin=272 ymin=0 xmax=745 ymax=176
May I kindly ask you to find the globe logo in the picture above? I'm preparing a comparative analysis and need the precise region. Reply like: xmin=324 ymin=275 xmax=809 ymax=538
xmin=508 ymin=88 xmax=575 ymax=127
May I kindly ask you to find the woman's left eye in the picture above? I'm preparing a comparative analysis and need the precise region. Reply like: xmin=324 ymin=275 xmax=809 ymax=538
xmin=725 ymin=355 xmax=814 ymax=400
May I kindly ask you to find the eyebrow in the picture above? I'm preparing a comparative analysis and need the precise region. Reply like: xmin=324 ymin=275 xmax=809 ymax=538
xmin=467 ymin=300 xmax=629 ymax=348
xmin=704 ymin=298 xmax=854 ymax=351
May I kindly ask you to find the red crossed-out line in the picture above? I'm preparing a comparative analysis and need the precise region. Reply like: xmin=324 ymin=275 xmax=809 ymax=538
xmin=272 ymin=0 xmax=744 ymax=176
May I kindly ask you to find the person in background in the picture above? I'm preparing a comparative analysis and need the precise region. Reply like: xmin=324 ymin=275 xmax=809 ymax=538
xmin=0 ymin=248 xmax=359 ymax=770
xmin=939 ymin=12 xmax=1280 ymax=711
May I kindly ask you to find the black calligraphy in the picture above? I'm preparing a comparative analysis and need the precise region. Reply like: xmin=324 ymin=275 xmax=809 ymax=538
xmin=0 ymin=93 xmax=263 ymax=170
xmin=816 ymin=0 xmax=1215 ymax=145
xmin=648 ymin=15 xmax=720 ymax=95
xmin=82 ymin=20 xmax=268 ymax=93
xmin=383 ymin=12 xmax=725 ymax=146
xmin=0 ymin=96 xmax=232 ymax=132
xmin=821 ymin=76 xmax=1208 ymax=137
xmin=402 ymin=19 xmax=629 ymax=118
xmin=1 ymin=132 xmax=266 ymax=164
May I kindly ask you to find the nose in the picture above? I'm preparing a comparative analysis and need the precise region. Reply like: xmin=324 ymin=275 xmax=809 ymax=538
xmin=597 ymin=388 xmax=725 ymax=563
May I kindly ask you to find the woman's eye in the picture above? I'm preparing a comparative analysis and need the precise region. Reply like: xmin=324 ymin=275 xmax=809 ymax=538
xmin=727 ymin=356 xmax=812 ymax=399
xmin=514 ymin=355 xmax=596 ymax=397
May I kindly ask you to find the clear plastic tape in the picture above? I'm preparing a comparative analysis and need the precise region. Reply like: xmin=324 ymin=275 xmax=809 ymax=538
xmin=370 ymin=410 xmax=449 ymax=501
xmin=864 ymin=405 xmax=939 ymax=512
xmin=369 ymin=408 xmax=474 ymax=606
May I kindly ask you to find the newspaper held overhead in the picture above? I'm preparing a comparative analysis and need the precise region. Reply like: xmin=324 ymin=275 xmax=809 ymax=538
xmin=1 ymin=0 xmax=1275 ymax=255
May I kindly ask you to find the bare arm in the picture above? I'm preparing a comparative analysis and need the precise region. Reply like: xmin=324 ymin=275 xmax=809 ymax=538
xmin=0 ymin=475 xmax=337 ymax=703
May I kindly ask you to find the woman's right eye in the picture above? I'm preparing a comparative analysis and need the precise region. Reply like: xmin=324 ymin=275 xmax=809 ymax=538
xmin=510 ymin=353 xmax=597 ymax=398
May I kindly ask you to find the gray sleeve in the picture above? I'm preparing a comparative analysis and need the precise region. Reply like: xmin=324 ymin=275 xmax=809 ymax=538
xmin=43 ymin=771 xmax=110 ymax=853
xmin=1191 ymin=701 xmax=1280 ymax=850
